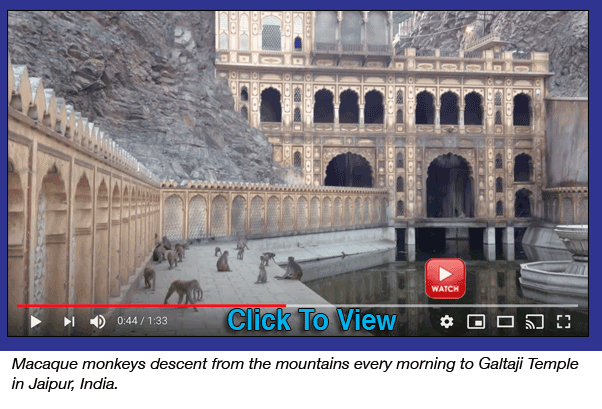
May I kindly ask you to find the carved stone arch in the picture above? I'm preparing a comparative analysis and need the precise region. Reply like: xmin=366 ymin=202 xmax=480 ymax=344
xmin=266 ymin=195 xmax=280 ymax=232
xmin=282 ymin=195 xmax=295 ymax=231
xmin=8 ymin=157 xmax=26 ymax=334
xmin=249 ymin=195 xmax=265 ymax=234
xmin=344 ymin=196 xmax=353 ymax=225
xmin=33 ymin=165 xmax=69 ymax=334
xmin=310 ymin=196 xmax=321 ymax=228
xmin=362 ymin=86 xmax=385 ymax=98
xmin=73 ymin=171 xmax=94 ymax=327
xmin=163 ymin=193 xmax=184 ymax=241
xmin=333 ymin=196 xmax=343 ymax=227
xmin=296 ymin=195 xmax=309 ymax=230
xmin=425 ymin=151 xmax=476 ymax=218
xmin=440 ymin=87 xmax=461 ymax=98
xmin=464 ymin=88 xmax=485 ymax=98
xmin=425 ymin=149 xmax=476 ymax=178
xmin=210 ymin=194 xmax=229 ymax=237
xmin=322 ymin=196 xmax=332 ymax=227
xmin=231 ymin=194 xmax=248 ymax=236
xmin=354 ymin=197 xmax=363 ymax=224
xmin=512 ymin=89 xmax=533 ymax=97
xmin=188 ymin=194 xmax=208 ymax=239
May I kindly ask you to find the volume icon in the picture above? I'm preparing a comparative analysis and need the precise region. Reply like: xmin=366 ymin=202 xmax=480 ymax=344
xmin=90 ymin=314 xmax=106 ymax=329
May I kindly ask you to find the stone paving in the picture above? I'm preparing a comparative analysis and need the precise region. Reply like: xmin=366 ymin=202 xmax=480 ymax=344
xmin=103 ymin=240 xmax=394 ymax=336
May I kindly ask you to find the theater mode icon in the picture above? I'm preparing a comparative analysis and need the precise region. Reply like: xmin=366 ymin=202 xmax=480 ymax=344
xmin=425 ymin=258 xmax=466 ymax=299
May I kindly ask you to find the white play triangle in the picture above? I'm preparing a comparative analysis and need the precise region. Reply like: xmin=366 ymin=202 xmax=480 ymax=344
xmin=439 ymin=266 xmax=452 ymax=282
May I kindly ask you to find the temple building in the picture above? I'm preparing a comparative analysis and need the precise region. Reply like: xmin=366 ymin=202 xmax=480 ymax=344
xmin=214 ymin=11 xmax=569 ymax=242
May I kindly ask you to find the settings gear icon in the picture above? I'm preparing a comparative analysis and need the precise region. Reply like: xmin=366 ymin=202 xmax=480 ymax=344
xmin=440 ymin=315 xmax=454 ymax=329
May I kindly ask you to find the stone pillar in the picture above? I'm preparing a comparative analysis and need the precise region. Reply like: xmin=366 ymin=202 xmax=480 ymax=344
xmin=459 ymin=106 xmax=465 ymax=132
xmin=483 ymin=226 xmax=495 ymax=245
xmin=435 ymin=104 xmax=441 ymax=132
xmin=334 ymin=103 xmax=340 ymax=130
xmin=405 ymin=226 xmax=416 ymax=262
xmin=502 ymin=226 xmax=514 ymax=245
xmin=359 ymin=104 xmax=365 ymax=126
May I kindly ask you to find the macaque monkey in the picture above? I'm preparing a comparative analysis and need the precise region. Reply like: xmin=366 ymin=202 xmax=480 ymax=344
xmin=153 ymin=245 xmax=166 ymax=263
xmin=217 ymin=250 xmax=231 ymax=272
xmin=260 ymin=255 xmax=269 ymax=266
xmin=162 ymin=236 xmax=172 ymax=250
xmin=237 ymin=247 xmax=245 ymax=260
xmin=215 ymin=247 xmax=222 ymax=257
xmin=275 ymin=256 xmax=303 ymax=280
xmin=143 ymin=267 xmax=156 ymax=290
xmin=164 ymin=280 xmax=203 ymax=312
xmin=262 ymin=252 xmax=276 ymax=266
xmin=174 ymin=242 xmax=189 ymax=259
xmin=176 ymin=246 xmax=184 ymax=262
xmin=255 ymin=263 xmax=267 ymax=284
xmin=166 ymin=250 xmax=178 ymax=269
xmin=236 ymin=238 xmax=250 ymax=251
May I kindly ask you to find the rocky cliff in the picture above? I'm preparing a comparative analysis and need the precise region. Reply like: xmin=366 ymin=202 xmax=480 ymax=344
xmin=395 ymin=11 xmax=588 ymax=97
xmin=8 ymin=11 xmax=282 ymax=183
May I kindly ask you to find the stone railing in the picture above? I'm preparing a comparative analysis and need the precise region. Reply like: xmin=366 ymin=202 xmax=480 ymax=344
xmin=542 ymin=186 xmax=588 ymax=225
xmin=464 ymin=31 xmax=501 ymax=52
xmin=160 ymin=180 xmax=391 ymax=241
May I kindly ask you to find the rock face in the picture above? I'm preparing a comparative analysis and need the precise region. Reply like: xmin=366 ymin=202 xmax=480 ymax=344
xmin=8 ymin=11 xmax=283 ymax=183
xmin=395 ymin=11 xmax=588 ymax=97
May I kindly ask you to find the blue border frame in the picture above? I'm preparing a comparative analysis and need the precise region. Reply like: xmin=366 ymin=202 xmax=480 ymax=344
xmin=3 ymin=4 xmax=596 ymax=351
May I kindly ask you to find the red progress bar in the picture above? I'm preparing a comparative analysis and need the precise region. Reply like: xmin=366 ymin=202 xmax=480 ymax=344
xmin=18 ymin=304 xmax=287 ymax=308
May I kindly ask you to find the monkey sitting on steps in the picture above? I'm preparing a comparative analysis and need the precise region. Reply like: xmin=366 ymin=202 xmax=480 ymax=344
xmin=164 ymin=280 xmax=203 ymax=312
xmin=275 ymin=256 xmax=303 ymax=280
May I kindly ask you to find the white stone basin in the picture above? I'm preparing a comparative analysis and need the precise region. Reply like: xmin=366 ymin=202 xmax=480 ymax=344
xmin=554 ymin=225 xmax=588 ymax=257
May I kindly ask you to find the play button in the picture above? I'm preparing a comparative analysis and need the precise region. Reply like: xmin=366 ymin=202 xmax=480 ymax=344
xmin=425 ymin=258 xmax=466 ymax=299
xmin=30 ymin=315 xmax=41 ymax=329
xmin=439 ymin=266 xmax=452 ymax=281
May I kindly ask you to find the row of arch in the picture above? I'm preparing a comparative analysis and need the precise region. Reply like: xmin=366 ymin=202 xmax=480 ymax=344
xmin=252 ymin=87 xmax=532 ymax=126
xmin=9 ymin=157 xmax=160 ymax=335
xmin=544 ymin=195 xmax=588 ymax=225
xmin=162 ymin=193 xmax=387 ymax=240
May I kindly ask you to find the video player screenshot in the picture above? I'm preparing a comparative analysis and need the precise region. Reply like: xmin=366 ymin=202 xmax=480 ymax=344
xmin=6 ymin=9 xmax=589 ymax=340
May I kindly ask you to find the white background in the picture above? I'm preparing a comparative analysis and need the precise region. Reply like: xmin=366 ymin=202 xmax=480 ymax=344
xmin=2 ymin=351 xmax=598 ymax=408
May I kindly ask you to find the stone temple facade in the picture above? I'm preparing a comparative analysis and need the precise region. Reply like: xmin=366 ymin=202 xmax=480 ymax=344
xmin=215 ymin=10 xmax=563 ymax=237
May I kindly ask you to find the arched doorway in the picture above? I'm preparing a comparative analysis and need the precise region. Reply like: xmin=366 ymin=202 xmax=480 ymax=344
xmin=515 ymin=189 xmax=532 ymax=217
xmin=260 ymin=88 xmax=281 ymax=122
xmin=427 ymin=153 xmax=474 ymax=218
xmin=324 ymin=153 xmax=373 ymax=188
